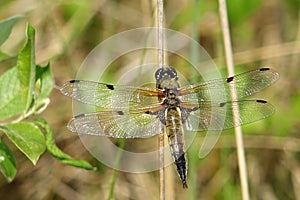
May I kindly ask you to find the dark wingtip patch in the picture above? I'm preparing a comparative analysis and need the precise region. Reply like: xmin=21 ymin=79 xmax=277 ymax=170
xmin=226 ymin=76 xmax=234 ymax=83
xmin=256 ymin=100 xmax=267 ymax=103
xmin=117 ymin=111 xmax=124 ymax=115
xmin=70 ymin=80 xmax=80 ymax=83
xmin=220 ymin=102 xmax=227 ymax=107
xmin=74 ymin=113 xmax=85 ymax=118
xmin=259 ymin=68 xmax=270 ymax=71
xmin=106 ymin=84 xmax=114 ymax=90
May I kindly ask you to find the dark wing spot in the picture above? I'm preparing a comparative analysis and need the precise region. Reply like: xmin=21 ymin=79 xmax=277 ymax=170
xmin=117 ymin=111 xmax=124 ymax=115
xmin=74 ymin=113 xmax=85 ymax=118
xmin=259 ymin=68 xmax=270 ymax=71
xmin=106 ymin=84 xmax=114 ymax=90
xmin=70 ymin=80 xmax=80 ymax=83
xmin=226 ymin=76 xmax=234 ymax=83
xmin=219 ymin=102 xmax=227 ymax=107
xmin=256 ymin=100 xmax=267 ymax=103
xmin=192 ymin=106 xmax=199 ymax=111
xmin=145 ymin=110 xmax=158 ymax=115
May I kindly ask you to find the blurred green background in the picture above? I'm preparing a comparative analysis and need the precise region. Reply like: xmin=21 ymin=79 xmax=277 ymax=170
xmin=0 ymin=0 xmax=300 ymax=199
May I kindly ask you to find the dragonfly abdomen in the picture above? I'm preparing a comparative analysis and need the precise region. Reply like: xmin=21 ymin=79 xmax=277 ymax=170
xmin=165 ymin=107 xmax=188 ymax=188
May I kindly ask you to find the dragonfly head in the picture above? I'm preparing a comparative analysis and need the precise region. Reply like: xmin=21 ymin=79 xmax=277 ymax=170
xmin=155 ymin=66 xmax=179 ymax=89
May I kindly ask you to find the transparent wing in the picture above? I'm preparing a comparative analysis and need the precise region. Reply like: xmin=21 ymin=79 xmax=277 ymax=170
xmin=179 ymin=68 xmax=279 ymax=101
xmin=182 ymin=100 xmax=275 ymax=131
xmin=68 ymin=105 xmax=164 ymax=138
xmin=60 ymin=80 xmax=163 ymax=108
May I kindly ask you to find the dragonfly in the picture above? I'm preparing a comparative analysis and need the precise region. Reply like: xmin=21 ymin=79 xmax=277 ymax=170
xmin=60 ymin=66 xmax=279 ymax=188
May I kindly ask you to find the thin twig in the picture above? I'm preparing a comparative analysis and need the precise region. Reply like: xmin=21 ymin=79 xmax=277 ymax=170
xmin=156 ymin=0 xmax=165 ymax=199
xmin=159 ymin=128 xmax=165 ymax=200
xmin=188 ymin=0 xmax=201 ymax=198
xmin=108 ymin=139 xmax=125 ymax=200
xmin=218 ymin=1 xmax=250 ymax=200
xmin=157 ymin=0 xmax=165 ymax=68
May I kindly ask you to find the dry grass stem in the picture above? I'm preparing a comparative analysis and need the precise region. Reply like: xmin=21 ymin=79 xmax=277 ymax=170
xmin=156 ymin=0 xmax=166 ymax=199
xmin=218 ymin=0 xmax=250 ymax=200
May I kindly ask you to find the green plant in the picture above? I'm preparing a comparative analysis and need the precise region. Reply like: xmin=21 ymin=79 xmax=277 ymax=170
xmin=0 ymin=16 xmax=94 ymax=182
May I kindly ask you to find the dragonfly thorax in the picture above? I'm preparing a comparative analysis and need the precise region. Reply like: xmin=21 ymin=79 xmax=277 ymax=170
xmin=159 ymin=76 xmax=179 ymax=88
xmin=164 ymin=88 xmax=179 ymax=98
xmin=163 ymin=97 xmax=180 ymax=107
xmin=162 ymin=88 xmax=181 ymax=107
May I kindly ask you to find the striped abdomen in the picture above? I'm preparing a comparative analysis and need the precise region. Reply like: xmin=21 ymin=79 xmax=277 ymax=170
xmin=165 ymin=107 xmax=188 ymax=188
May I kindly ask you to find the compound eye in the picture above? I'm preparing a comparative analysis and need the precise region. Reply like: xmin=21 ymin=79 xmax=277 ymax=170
xmin=168 ymin=67 xmax=177 ymax=78
xmin=155 ymin=68 xmax=164 ymax=81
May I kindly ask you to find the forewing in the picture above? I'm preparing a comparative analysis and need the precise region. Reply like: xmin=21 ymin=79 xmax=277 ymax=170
xmin=179 ymin=68 xmax=279 ymax=101
xmin=60 ymin=80 xmax=162 ymax=108
xmin=68 ymin=105 xmax=164 ymax=138
xmin=182 ymin=100 xmax=275 ymax=131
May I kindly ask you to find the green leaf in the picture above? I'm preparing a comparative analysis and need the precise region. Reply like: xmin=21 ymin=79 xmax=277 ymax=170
xmin=36 ymin=63 xmax=54 ymax=101
xmin=0 ymin=122 xmax=46 ymax=165
xmin=0 ymin=16 xmax=24 ymax=47
xmin=32 ymin=63 xmax=54 ymax=114
xmin=0 ymin=67 xmax=24 ymax=121
xmin=33 ymin=119 xmax=95 ymax=170
xmin=17 ymin=24 xmax=36 ymax=111
xmin=0 ymin=140 xmax=16 ymax=182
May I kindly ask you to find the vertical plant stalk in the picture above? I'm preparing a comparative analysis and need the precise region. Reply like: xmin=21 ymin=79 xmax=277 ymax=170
xmin=156 ymin=0 xmax=165 ymax=199
xmin=218 ymin=1 xmax=250 ymax=200
xmin=157 ymin=0 xmax=165 ymax=68
xmin=108 ymin=139 xmax=125 ymax=200
xmin=159 ymin=128 xmax=165 ymax=200
xmin=188 ymin=0 xmax=201 ymax=198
